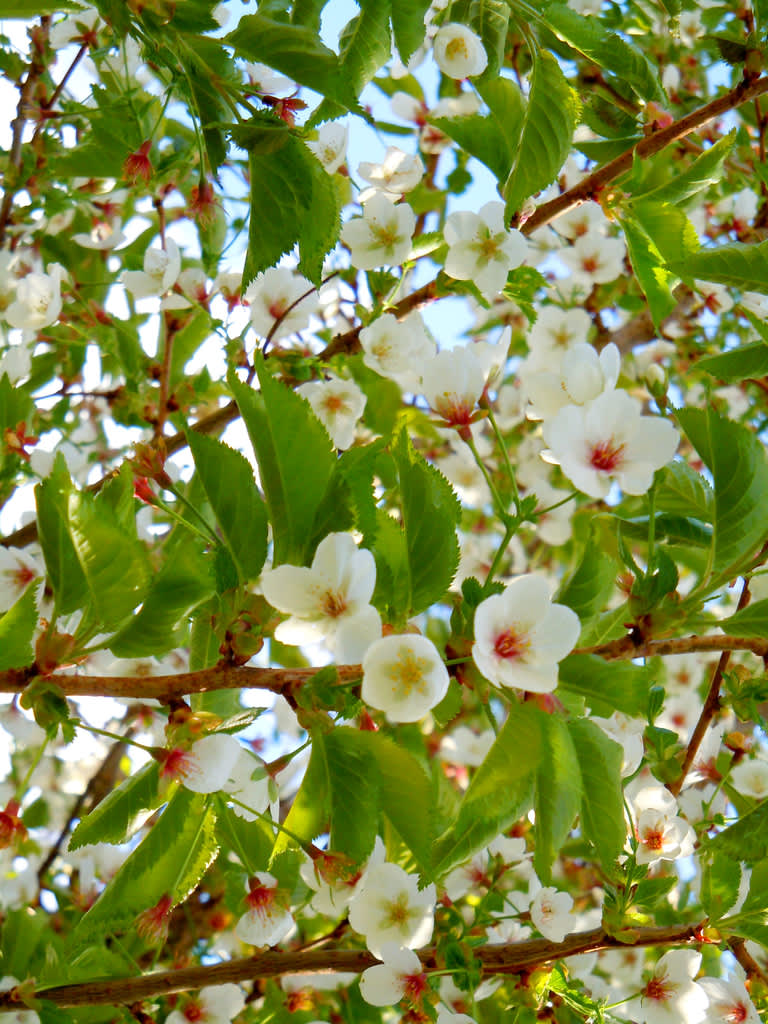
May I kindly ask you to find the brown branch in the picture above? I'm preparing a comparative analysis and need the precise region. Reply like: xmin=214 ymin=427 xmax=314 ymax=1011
xmin=525 ymin=74 xmax=768 ymax=234
xmin=575 ymin=631 xmax=768 ymax=661
xmin=0 ymin=664 xmax=362 ymax=701
xmin=1 ymin=923 xmax=703 ymax=1009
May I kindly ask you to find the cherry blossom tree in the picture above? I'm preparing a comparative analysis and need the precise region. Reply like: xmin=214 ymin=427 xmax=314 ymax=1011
xmin=4 ymin=2 xmax=768 ymax=1024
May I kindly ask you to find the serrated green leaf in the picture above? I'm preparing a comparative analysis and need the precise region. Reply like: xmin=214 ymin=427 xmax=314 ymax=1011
xmin=35 ymin=455 xmax=88 ymax=616
xmin=72 ymin=790 xmax=218 ymax=948
xmin=390 ymin=0 xmax=431 ymax=62
xmin=187 ymin=432 xmax=268 ymax=584
xmin=298 ymin=149 xmax=341 ymax=284
xmin=697 ymin=341 xmax=768 ymax=383
xmin=534 ymin=711 xmax=582 ymax=883
xmin=431 ymin=702 xmax=540 ymax=879
xmin=271 ymin=733 xmax=329 ymax=862
xmin=504 ymin=51 xmax=580 ymax=218
xmin=707 ymin=799 xmax=768 ymax=863
xmin=557 ymin=531 xmax=617 ymax=623
xmin=655 ymin=461 xmax=714 ymax=520
xmin=568 ymin=718 xmax=624 ymax=874
xmin=217 ymin=801 xmax=275 ymax=875
xmin=627 ymin=201 xmax=700 ymax=265
xmin=0 ymin=908 xmax=49 ymax=981
xmin=0 ymin=582 xmax=37 ymax=671
xmin=632 ymin=130 xmax=736 ymax=207
xmin=68 ymin=763 xmax=160 ymax=850
xmin=323 ymin=728 xmax=380 ymax=864
xmin=558 ymin=654 xmax=653 ymax=717
xmin=392 ymin=429 xmax=461 ymax=616
xmin=367 ymin=507 xmax=411 ymax=618
xmin=677 ymin=407 xmax=768 ymax=579
xmin=313 ymin=0 xmax=391 ymax=123
xmin=620 ymin=214 xmax=679 ymax=329
xmin=431 ymin=77 xmax=525 ymax=183
xmin=0 ymin=373 xmax=32 ymax=433
xmin=719 ymin=598 xmax=768 ymax=638
xmin=0 ymin=0 xmax=83 ymax=12
xmin=539 ymin=2 xmax=664 ymax=101
xmin=174 ymin=34 xmax=232 ymax=176
xmin=232 ymin=364 xmax=336 ymax=567
xmin=701 ymin=852 xmax=743 ymax=921
xmin=668 ymin=236 xmax=768 ymax=292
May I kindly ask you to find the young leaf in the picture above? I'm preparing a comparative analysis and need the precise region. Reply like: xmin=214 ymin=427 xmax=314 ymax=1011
xmin=534 ymin=710 xmax=582 ymax=883
xmin=35 ymin=454 xmax=88 ymax=615
xmin=323 ymin=728 xmax=380 ymax=864
xmin=654 ymin=460 xmax=714 ymax=521
xmin=312 ymin=0 xmax=391 ymax=122
xmin=271 ymin=734 xmax=329 ymax=862
xmin=558 ymin=654 xmax=653 ymax=717
xmin=706 ymin=799 xmax=768 ymax=863
xmin=231 ymin=364 xmax=336 ymax=567
xmin=68 ymin=763 xmax=161 ymax=850
xmin=567 ymin=718 xmax=625 ymax=874
xmin=697 ymin=341 xmax=768 ymax=383
xmin=677 ymin=407 xmax=768 ymax=580
xmin=556 ymin=530 xmax=617 ymax=623
xmin=504 ymin=51 xmax=580 ymax=218
xmin=668 ymin=236 xmax=768 ymax=290
xmin=620 ymin=215 xmax=678 ymax=329
xmin=187 ymin=432 xmax=268 ymax=584
xmin=390 ymin=0 xmax=431 ymax=63
xmin=719 ymin=598 xmax=768 ymax=638
xmin=0 ymin=582 xmax=38 ymax=671
xmin=632 ymin=130 xmax=736 ymax=207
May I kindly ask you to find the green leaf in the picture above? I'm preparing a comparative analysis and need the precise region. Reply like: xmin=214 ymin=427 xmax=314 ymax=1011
xmin=620 ymin=214 xmax=679 ymax=329
xmin=697 ymin=341 xmax=768 ymax=383
xmin=431 ymin=702 xmax=540 ymax=878
xmin=0 ymin=908 xmax=49 ymax=980
xmin=174 ymin=35 xmax=232 ymax=176
xmin=35 ymin=454 xmax=88 ymax=616
xmin=392 ymin=429 xmax=461 ymax=616
xmin=677 ymin=407 xmax=768 ymax=579
xmin=534 ymin=711 xmax=582 ymax=883
xmin=67 ymin=489 xmax=152 ymax=632
xmin=72 ymin=790 xmax=218 ymax=948
xmin=504 ymin=51 xmax=580 ymax=218
xmin=557 ymin=530 xmax=617 ymax=623
xmin=558 ymin=654 xmax=653 ymax=717
xmin=632 ymin=130 xmax=737 ymax=207
xmin=232 ymin=364 xmax=336 ymax=566
xmin=567 ymin=719 xmax=625 ymax=874
xmin=431 ymin=77 xmax=525 ymax=183
xmin=464 ymin=0 xmax=510 ymax=79
xmin=109 ymin=542 xmax=214 ymax=658
xmin=298 ymin=149 xmax=341 ymax=284
xmin=0 ymin=582 xmax=38 ymax=671
xmin=367 ymin=507 xmax=411 ymax=618
xmin=0 ymin=0 xmax=84 ymax=12
xmin=390 ymin=0 xmax=431 ymax=63
xmin=700 ymin=851 xmax=743 ymax=921
xmin=271 ymin=734 xmax=329 ymax=862
xmin=187 ymin=432 xmax=268 ymax=584
xmin=323 ymin=728 xmax=380 ymax=864
xmin=668 ymin=236 xmax=768 ymax=292
xmin=0 ymin=373 xmax=32 ymax=433
xmin=68 ymin=763 xmax=160 ymax=850
xmin=719 ymin=598 xmax=768 ymax=638
xmin=313 ymin=0 xmax=391 ymax=122
xmin=707 ymin=799 xmax=768 ymax=863
xmin=216 ymin=801 xmax=275 ymax=875
xmin=655 ymin=461 xmax=714 ymax=521
xmin=226 ymin=16 xmax=358 ymax=111
xmin=627 ymin=201 xmax=701 ymax=265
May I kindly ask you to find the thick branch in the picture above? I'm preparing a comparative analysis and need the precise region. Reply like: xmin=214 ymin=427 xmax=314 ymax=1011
xmin=2 ymin=924 xmax=702 ymax=1009
xmin=576 ymin=633 xmax=768 ymax=661
xmin=525 ymin=74 xmax=768 ymax=233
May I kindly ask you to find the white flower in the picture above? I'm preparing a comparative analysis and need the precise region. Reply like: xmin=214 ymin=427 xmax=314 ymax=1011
xmin=632 ymin=949 xmax=708 ymax=1024
xmin=444 ymin=202 xmax=527 ymax=298
xmin=420 ymin=346 xmax=486 ymax=428
xmin=165 ymin=985 xmax=246 ymax=1024
xmin=161 ymin=733 xmax=243 ymax=794
xmin=530 ymin=886 xmax=574 ymax=942
xmin=244 ymin=267 xmax=316 ymax=342
xmin=0 ymin=548 xmax=42 ymax=613
xmin=436 ymin=1011 xmax=478 ymax=1024
xmin=433 ymin=23 xmax=488 ymax=79
xmin=306 ymin=122 xmax=348 ymax=174
xmin=296 ymin=375 xmax=366 ymax=450
xmin=5 ymin=265 xmax=64 ymax=330
xmin=348 ymin=861 xmax=436 ymax=957
xmin=542 ymin=389 xmax=679 ymax=499
xmin=591 ymin=712 xmax=644 ymax=777
xmin=359 ymin=312 xmax=435 ymax=391
xmin=526 ymin=305 xmax=593 ymax=369
xmin=122 ymin=240 xmax=181 ymax=298
xmin=49 ymin=7 xmax=100 ymax=49
xmin=525 ymin=477 xmax=574 ymax=547
xmin=698 ymin=975 xmax=761 ymax=1023
xmin=0 ymin=978 xmax=39 ymax=1024
xmin=439 ymin=726 xmax=494 ymax=767
xmin=340 ymin=193 xmax=416 ymax=269
xmin=443 ymin=850 xmax=490 ymax=901
xmin=359 ymin=945 xmax=426 ymax=1006
xmin=632 ymin=785 xmax=695 ymax=865
xmin=439 ymin=447 xmax=492 ymax=506
xmin=260 ymin=532 xmax=381 ymax=663
xmin=72 ymin=217 xmax=126 ymax=251
xmin=730 ymin=759 xmax=768 ymax=800
xmin=558 ymin=231 xmax=626 ymax=286
xmin=362 ymin=634 xmax=449 ymax=723
xmin=472 ymin=574 xmax=580 ymax=693
xmin=358 ymin=146 xmax=424 ymax=199
xmin=524 ymin=343 xmax=620 ymax=420
xmin=235 ymin=872 xmax=294 ymax=947
xmin=222 ymin=748 xmax=271 ymax=821
xmin=300 ymin=836 xmax=386 ymax=918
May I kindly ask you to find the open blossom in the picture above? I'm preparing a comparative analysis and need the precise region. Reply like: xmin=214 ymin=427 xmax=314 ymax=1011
xmin=306 ymin=121 xmax=348 ymax=174
xmin=530 ymin=885 xmax=574 ymax=943
xmin=348 ymin=861 xmax=436 ymax=957
xmin=358 ymin=146 xmax=424 ymax=199
xmin=433 ymin=23 xmax=488 ymax=79
xmin=244 ymin=266 xmax=316 ymax=341
xmin=472 ymin=574 xmax=580 ymax=692
xmin=542 ymin=389 xmax=679 ymax=498
xmin=558 ymin=231 xmax=626 ymax=286
xmin=361 ymin=634 xmax=449 ymax=723
xmin=340 ymin=193 xmax=415 ymax=269
xmin=359 ymin=312 xmax=435 ymax=391
xmin=165 ymin=985 xmax=245 ymax=1024
xmin=698 ymin=975 xmax=761 ymax=1024
xmin=296 ymin=375 xmax=366 ymax=450
xmin=729 ymin=758 xmax=768 ymax=799
xmin=444 ymin=202 xmax=527 ymax=297
xmin=524 ymin=343 xmax=620 ymax=420
xmin=420 ymin=346 xmax=486 ymax=429
xmin=235 ymin=872 xmax=293 ymax=947
xmin=359 ymin=945 xmax=427 ymax=1007
xmin=526 ymin=305 xmax=593 ymax=369
xmin=632 ymin=785 xmax=695 ymax=865
xmin=260 ymin=532 xmax=381 ymax=663
xmin=631 ymin=950 xmax=708 ymax=1024
xmin=158 ymin=732 xmax=242 ymax=794
xmin=122 ymin=240 xmax=181 ymax=298
xmin=5 ymin=265 xmax=64 ymax=330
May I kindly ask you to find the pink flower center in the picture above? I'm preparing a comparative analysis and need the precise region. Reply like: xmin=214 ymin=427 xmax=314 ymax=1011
xmin=644 ymin=975 xmax=672 ymax=1003
xmin=641 ymin=828 xmax=664 ymax=851
xmin=493 ymin=628 xmax=527 ymax=661
xmin=184 ymin=1002 xmax=204 ymax=1023
xmin=589 ymin=439 xmax=625 ymax=472
xmin=435 ymin=396 xmax=474 ymax=427
xmin=403 ymin=971 xmax=428 ymax=1003
xmin=160 ymin=747 xmax=192 ymax=780
xmin=726 ymin=1003 xmax=749 ymax=1023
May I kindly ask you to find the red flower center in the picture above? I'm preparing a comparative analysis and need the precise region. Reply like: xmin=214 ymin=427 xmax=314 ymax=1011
xmin=184 ymin=1002 xmax=204 ymax=1022
xmin=642 ymin=828 xmax=664 ymax=851
xmin=494 ymin=628 xmax=527 ymax=661
xmin=644 ymin=975 xmax=672 ymax=1003
xmin=589 ymin=439 xmax=625 ymax=472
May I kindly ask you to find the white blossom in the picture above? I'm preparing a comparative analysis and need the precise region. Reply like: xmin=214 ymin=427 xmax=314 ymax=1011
xmin=630 ymin=949 xmax=708 ymax=1024
xmin=730 ymin=758 xmax=768 ymax=800
xmin=340 ymin=193 xmax=415 ymax=269
xmin=433 ymin=23 xmax=488 ymax=79
xmin=306 ymin=122 xmax=349 ymax=174
xmin=5 ymin=265 xmax=64 ymax=330
xmin=359 ymin=312 xmax=435 ymax=391
xmin=235 ymin=872 xmax=293 ymax=947
xmin=420 ymin=346 xmax=486 ymax=428
xmin=472 ymin=573 xmax=580 ymax=692
xmin=348 ymin=861 xmax=436 ymax=957
xmin=558 ymin=231 xmax=625 ymax=286
xmin=631 ymin=785 xmax=695 ymax=865
xmin=524 ymin=343 xmax=620 ymax=420
xmin=260 ymin=532 xmax=381 ymax=663
xmin=526 ymin=305 xmax=592 ymax=369
xmin=444 ymin=202 xmax=527 ymax=298
xmin=122 ymin=240 xmax=181 ymax=298
xmin=698 ymin=974 xmax=761 ymax=1024
xmin=296 ymin=375 xmax=366 ymax=450
xmin=359 ymin=945 xmax=426 ymax=1006
xmin=162 ymin=733 xmax=243 ymax=794
xmin=244 ymin=267 xmax=316 ymax=341
xmin=362 ymin=634 xmax=449 ymax=723
xmin=530 ymin=885 xmax=574 ymax=942
xmin=358 ymin=146 xmax=424 ymax=199
xmin=165 ymin=985 xmax=246 ymax=1024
